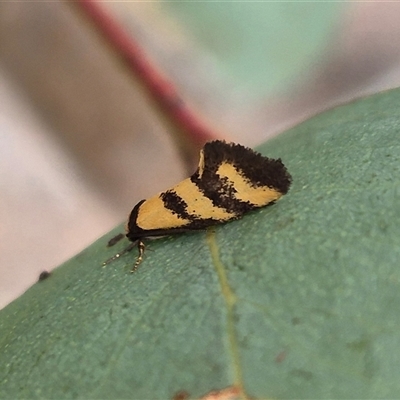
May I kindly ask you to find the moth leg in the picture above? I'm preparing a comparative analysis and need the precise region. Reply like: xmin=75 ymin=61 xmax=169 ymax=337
xmin=102 ymin=242 xmax=136 ymax=266
xmin=107 ymin=233 xmax=125 ymax=247
xmin=131 ymin=240 xmax=146 ymax=273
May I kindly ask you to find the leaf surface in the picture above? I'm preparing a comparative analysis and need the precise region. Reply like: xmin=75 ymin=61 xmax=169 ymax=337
xmin=1 ymin=89 xmax=400 ymax=398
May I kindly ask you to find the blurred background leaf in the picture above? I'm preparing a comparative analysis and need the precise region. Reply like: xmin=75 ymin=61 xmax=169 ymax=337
xmin=162 ymin=1 xmax=343 ymax=97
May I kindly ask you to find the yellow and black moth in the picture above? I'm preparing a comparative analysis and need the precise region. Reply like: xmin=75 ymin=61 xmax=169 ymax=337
xmin=104 ymin=140 xmax=292 ymax=271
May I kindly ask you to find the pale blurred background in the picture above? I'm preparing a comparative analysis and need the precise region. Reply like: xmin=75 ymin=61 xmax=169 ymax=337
xmin=2 ymin=2 xmax=400 ymax=309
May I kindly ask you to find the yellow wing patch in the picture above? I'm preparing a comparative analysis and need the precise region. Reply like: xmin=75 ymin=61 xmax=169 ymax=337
xmin=136 ymin=195 xmax=190 ymax=231
xmin=197 ymin=149 xmax=205 ymax=178
xmin=217 ymin=162 xmax=282 ymax=206
xmin=172 ymin=178 xmax=236 ymax=221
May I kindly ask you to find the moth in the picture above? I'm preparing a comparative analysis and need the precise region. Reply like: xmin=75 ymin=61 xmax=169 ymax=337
xmin=104 ymin=140 xmax=292 ymax=271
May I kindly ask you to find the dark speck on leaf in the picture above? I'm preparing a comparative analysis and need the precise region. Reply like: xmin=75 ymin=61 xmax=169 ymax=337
xmin=172 ymin=390 xmax=189 ymax=400
xmin=38 ymin=271 xmax=51 ymax=281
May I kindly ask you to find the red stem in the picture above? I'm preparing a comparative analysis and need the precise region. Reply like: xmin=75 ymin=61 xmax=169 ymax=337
xmin=73 ymin=0 xmax=219 ymax=146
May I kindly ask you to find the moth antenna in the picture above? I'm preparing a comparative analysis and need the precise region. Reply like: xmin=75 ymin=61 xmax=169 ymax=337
xmin=102 ymin=242 xmax=136 ymax=266
xmin=107 ymin=233 xmax=125 ymax=247
xmin=130 ymin=240 xmax=146 ymax=273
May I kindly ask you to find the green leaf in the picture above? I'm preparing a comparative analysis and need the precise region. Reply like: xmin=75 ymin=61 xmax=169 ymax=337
xmin=1 ymin=88 xmax=400 ymax=398
xmin=162 ymin=2 xmax=344 ymax=97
